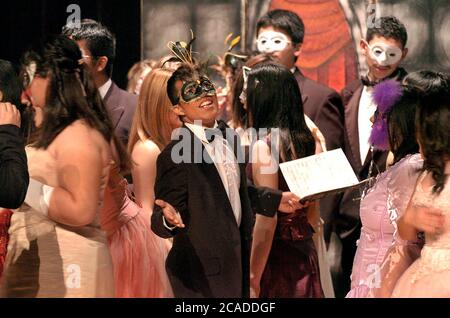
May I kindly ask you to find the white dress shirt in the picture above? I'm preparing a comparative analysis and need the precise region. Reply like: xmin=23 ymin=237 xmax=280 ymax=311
xmin=186 ymin=121 xmax=242 ymax=226
xmin=358 ymin=86 xmax=377 ymax=165
xmin=98 ymin=79 xmax=112 ymax=100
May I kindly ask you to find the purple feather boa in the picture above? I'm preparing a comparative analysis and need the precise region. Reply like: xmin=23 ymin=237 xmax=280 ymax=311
xmin=369 ymin=80 xmax=403 ymax=150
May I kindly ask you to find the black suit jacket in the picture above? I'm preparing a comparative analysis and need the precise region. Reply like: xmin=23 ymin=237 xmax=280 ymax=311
xmin=0 ymin=125 xmax=29 ymax=209
xmin=294 ymin=69 xmax=345 ymax=240
xmin=294 ymin=69 xmax=345 ymax=151
xmin=151 ymin=123 xmax=281 ymax=298
xmin=337 ymin=80 xmax=389 ymax=234
xmin=103 ymin=82 xmax=138 ymax=147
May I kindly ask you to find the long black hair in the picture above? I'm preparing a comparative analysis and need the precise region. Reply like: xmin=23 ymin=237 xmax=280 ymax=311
xmin=230 ymin=53 xmax=274 ymax=129
xmin=387 ymin=86 xmax=420 ymax=163
xmin=24 ymin=35 xmax=129 ymax=172
xmin=246 ymin=62 xmax=315 ymax=161
xmin=414 ymin=73 xmax=450 ymax=194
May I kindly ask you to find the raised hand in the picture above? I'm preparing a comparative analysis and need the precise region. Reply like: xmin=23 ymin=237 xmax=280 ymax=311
xmin=0 ymin=102 xmax=21 ymax=127
xmin=404 ymin=204 xmax=445 ymax=234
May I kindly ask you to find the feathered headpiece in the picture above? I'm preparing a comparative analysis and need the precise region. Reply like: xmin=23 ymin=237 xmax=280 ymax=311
xmin=210 ymin=33 xmax=248 ymax=77
xmin=167 ymin=30 xmax=196 ymax=65
xmin=369 ymin=79 xmax=403 ymax=150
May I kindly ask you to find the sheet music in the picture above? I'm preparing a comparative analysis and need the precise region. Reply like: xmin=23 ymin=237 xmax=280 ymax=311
xmin=279 ymin=149 xmax=361 ymax=201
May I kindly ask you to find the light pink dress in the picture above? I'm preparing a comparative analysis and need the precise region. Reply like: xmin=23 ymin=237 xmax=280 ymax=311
xmin=392 ymin=172 xmax=450 ymax=298
xmin=101 ymin=164 xmax=173 ymax=298
xmin=346 ymin=154 xmax=423 ymax=298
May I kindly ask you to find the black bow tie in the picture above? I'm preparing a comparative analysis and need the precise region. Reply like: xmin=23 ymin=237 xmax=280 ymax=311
xmin=205 ymin=121 xmax=228 ymax=143
xmin=361 ymin=67 xmax=408 ymax=87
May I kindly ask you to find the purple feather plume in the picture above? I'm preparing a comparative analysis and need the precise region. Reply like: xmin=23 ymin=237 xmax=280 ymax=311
xmin=370 ymin=117 xmax=390 ymax=150
xmin=372 ymin=79 xmax=403 ymax=114
xmin=369 ymin=79 xmax=403 ymax=150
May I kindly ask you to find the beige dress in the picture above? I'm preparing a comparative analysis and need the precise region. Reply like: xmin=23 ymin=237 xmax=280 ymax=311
xmin=0 ymin=147 xmax=114 ymax=298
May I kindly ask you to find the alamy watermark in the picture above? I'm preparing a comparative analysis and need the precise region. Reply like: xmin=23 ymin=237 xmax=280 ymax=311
xmin=170 ymin=121 xmax=280 ymax=174
xmin=66 ymin=264 xmax=81 ymax=289
xmin=66 ymin=4 xmax=81 ymax=29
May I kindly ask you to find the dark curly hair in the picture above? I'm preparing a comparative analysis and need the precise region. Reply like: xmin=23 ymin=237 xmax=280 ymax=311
xmin=367 ymin=16 xmax=408 ymax=49
xmin=415 ymin=73 xmax=450 ymax=194
xmin=24 ymin=35 xmax=129 ymax=172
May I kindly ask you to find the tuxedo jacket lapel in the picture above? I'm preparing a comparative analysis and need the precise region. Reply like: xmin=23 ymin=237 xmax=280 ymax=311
xmin=345 ymin=85 xmax=364 ymax=173
xmin=184 ymin=125 xmax=239 ymax=228
xmin=294 ymin=69 xmax=310 ymax=105
xmin=103 ymin=83 xmax=125 ymax=129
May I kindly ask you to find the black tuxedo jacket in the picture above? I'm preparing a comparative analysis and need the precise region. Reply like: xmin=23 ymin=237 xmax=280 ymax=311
xmin=294 ymin=69 xmax=345 ymax=240
xmin=294 ymin=68 xmax=345 ymax=152
xmin=337 ymin=80 xmax=389 ymax=234
xmin=151 ymin=122 xmax=282 ymax=298
xmin=103 ymin=82 xmax=138 ymax=147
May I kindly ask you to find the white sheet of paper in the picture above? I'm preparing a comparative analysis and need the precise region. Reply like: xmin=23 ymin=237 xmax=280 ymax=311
xmin=279 ymin=149 xmax=361 ymax=201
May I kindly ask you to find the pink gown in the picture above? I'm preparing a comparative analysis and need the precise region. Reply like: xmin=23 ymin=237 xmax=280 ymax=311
xmin=392 ymin=172 xmax=450 ymax=298
xmin=346 ymin=154 xmax=422 ymax=298
xmin=101 ymin=164 xmax=173 ymax=298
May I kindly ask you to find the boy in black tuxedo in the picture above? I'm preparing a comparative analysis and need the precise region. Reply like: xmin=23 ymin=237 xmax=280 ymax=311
xmin=151 ymin=62 xmax=301 ymax=298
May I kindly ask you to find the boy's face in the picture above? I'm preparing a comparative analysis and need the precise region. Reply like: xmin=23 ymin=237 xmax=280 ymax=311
xmin=257 ymin=26 xmax=301 ymax=69
xmin=361 ymin=35 xmax=408 ymax=81
xmin=173 ymin=77 xmax=219 ymax=128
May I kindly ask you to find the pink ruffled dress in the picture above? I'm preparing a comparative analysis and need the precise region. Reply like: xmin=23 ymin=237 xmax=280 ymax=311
xmin=101 ymin=164 xmax=173 ymax=298
xmin=346 ymin=154 xmax=422 ymax=298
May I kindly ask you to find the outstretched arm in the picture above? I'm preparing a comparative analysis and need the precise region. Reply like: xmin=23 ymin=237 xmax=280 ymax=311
xmin=151 ymin=148 xmax=188 ymax=239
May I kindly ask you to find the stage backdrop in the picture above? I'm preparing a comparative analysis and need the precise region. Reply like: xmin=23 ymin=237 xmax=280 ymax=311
xmin=143 ymin=0 xmax=450 ymax=93
xmin=0 ymin=0 xmax=141 ymax=89
xmin=142 ymin=0 xmax=242 ymax=68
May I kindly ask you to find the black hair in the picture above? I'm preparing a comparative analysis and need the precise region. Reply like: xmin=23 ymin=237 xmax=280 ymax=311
xmin=62 ymin=19 xmax=116 ymax=77
xmin=231 ymin=53 xmax=274 ymax=129
xmin=0 ymin=59 xmax=36 ymax=139
xmin=403 ymin=70 xmax=448 ymax=96
xmin=24 ymin=35 xmax=129 ymax=172
xmin=0 ymin=60 xmax=21 ymax=107
xmin=167 ymin=63 xmax=204 ymax=106
xmin=415 ymin=73 xmax=450 ymax=194
xmin=366 ymin=16 xmax=408 ymax=49
xmin=387 ymin=87 xmax=419 ymax=163
xmin=246 ymin=62 xmax=315 ymax=161
xmin=256 ymin=9 xmax=305 ymax=45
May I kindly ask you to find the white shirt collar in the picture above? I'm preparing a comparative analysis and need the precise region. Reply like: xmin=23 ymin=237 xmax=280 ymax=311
xmin=185 ymin=121 xmax=218 ymax=144
xmin=99 ymin=79 xmax=112 ymax=99
xmin=290 ymin=67 xmax=296 ymax=74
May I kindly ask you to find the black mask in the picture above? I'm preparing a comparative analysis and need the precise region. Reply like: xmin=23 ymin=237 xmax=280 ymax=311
xmin=179 ymin=76 xmax=216 ymax=103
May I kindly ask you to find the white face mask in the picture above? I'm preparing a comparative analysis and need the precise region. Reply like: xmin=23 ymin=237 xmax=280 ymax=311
xmin=366 ymin=41 xmax=403 ymax=66
xmin=257 ymin=31 xmax=291 ymax=54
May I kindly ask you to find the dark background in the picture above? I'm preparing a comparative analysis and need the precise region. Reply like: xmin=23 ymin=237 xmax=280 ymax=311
xmin=0 ymin=0 xmax=141 ymax=89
